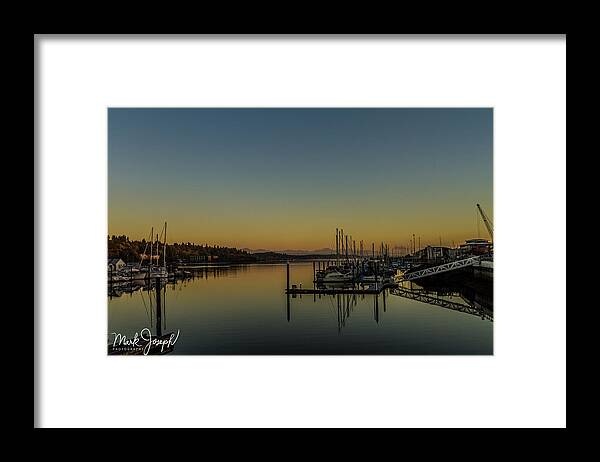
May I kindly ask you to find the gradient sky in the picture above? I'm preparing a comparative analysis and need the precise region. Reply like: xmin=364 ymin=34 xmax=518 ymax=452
xmin=108 ymin=108 xmax=493 ymax=251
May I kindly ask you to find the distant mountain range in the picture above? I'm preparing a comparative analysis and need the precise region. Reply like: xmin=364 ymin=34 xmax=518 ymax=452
xmin=242 ymin=248 xmax=335 ymax=256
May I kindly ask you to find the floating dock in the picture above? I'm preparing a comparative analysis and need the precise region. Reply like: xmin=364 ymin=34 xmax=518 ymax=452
xmin=286 ymin=282 xmax=397 ymax=295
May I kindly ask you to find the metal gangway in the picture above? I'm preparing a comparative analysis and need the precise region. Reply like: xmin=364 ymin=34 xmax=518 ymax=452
xmin=400 ymin=256 xmax=482 ymax=281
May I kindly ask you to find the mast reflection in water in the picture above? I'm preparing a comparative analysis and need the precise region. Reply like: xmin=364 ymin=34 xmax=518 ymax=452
xmin=108 ymin=262 xmax=492 ymax=355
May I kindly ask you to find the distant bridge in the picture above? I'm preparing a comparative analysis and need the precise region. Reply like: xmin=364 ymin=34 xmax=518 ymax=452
xmin=400 ymin=256 xmax=482 ymax=281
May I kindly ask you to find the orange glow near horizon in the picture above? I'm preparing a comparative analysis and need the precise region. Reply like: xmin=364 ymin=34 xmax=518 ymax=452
xmin=108 ymin=108 xmax=493 ymax=251
xmin=108 ymin=204 xmax=493 ymax=251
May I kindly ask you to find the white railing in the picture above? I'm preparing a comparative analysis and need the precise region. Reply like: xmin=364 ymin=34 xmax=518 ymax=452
xmin=401 ymin=256 xmax=482 ymax=281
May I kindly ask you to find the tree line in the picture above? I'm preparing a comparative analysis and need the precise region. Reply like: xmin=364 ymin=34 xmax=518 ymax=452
xmin=108 ymin=235 xmax=256 ymax=263
xmin=108 ymin=235 xmax=336 ymax=264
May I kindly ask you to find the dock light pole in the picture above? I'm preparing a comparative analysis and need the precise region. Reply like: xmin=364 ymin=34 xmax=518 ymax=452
xmin=286 ymin=261 xmax=290 ymax=292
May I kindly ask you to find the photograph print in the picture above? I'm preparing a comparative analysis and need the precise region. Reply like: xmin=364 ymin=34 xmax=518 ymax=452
xmin=107 ymin=108 xmax=493 ymax=355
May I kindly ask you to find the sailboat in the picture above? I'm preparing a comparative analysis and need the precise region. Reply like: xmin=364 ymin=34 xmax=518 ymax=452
xmin=125 ymin=222 xmax=169 ymax=281
xmin=149 ymin=222 xmax=168 ymax=279
xmin=322 ymin=270 xmax=353 ymax=283
xmin=315 ymin=228 xmax=355 ymax=283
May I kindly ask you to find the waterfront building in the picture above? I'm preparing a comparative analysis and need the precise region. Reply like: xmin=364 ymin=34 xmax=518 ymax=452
xmin=459 ymin=238 xmax=493 ymax=255
xmin=108 ymin=258 xmax=126 ymax=272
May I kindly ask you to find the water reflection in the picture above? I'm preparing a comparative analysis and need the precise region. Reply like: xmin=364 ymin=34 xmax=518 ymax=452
xmin=108 ymin=278 xmax=177 ymax=355
xmin=108 ymin=262 xmax=493 ymax=355
xmin=393 ymin=279 xmax=493 ymax=321
xmin=191 ymin=265 xmax=249 ymax=279
xmin=287 ymin=288 xmax=381 ymax=330
xmin=336 ymin=293 xmax=356 ymax=332
xmin=285 ymin=277 xmax=491 ymax=333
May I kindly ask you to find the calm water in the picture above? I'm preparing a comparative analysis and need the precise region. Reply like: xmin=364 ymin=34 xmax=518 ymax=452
xmin=108 ymin=262 xmax=493 ymax=355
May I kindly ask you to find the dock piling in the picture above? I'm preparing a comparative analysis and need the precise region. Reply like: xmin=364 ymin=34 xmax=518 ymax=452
xmin=155 ymin=277 xmax=162 ymax=337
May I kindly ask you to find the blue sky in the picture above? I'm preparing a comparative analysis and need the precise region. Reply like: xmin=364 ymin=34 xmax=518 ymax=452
xmin=108 ymin=108 xmax=492 ymax=250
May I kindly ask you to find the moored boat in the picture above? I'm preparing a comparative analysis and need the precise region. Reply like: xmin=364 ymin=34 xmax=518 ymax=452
xmin=322 ymin=270 xmax=353 ymax=282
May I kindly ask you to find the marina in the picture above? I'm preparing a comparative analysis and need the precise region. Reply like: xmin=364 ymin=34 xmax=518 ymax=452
xmin=108 ymin=261 xmax=492 ymax=355
xmin=108 ymin=204 xmax=494 ymax=355
xmin=283 ymin=218 xmax=493 ymax=297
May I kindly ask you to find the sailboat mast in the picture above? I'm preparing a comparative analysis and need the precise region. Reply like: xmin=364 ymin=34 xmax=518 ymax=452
xmin=150 ymin=227 xmax=153 ymax=268
xmin=345 ymin=235 xmax=348 ymax=261
xmin=163 ymin=221 xmax=167 ymax=270
xmin=335 ymin=228 xmax=339 ymax=265
xmin=139 ymin=231 xmax=149 ymax=268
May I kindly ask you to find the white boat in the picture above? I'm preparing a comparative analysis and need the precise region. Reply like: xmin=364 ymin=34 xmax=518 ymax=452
xmin=361 ymin=272 xmax=394 ymax=284
xmin=149 ymin=267 xmax=168 ymax=279
xmin=108 ymin=274 xmax=128 ymax=283
xmin=322 ymin=271 xmax=353 ymax=282
xmin=117 ymin=267 xmax=151 ymax=281
xmin=360 ymin=274 xmax=379 ymax=282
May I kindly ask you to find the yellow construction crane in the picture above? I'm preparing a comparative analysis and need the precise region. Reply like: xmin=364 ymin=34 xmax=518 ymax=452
xmin=476 ymin=203 xmax=493 ymax=241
